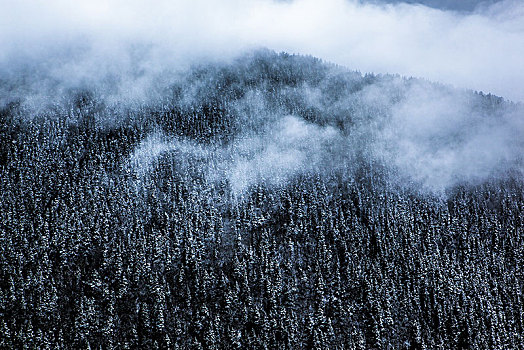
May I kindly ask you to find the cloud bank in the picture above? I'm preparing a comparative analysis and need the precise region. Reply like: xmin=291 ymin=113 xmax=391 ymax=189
xmin=1 ymin=0 xmax=523 ymax=196
xmin=123 ymin=57 xmax=522 ymax=196
xmin=1 ymin=0 xmax=524 ymax=101
xmin=374 ymin=80 xmax=524 ymax=191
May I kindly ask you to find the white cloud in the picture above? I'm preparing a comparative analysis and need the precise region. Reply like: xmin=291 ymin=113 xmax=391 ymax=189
xmin=1 ymin=0 xmax=524 ymax=101
xmin=375 ymin=80 xmax=524 ymax=191
xmin=128 ymin=115 xmax=345 ymax=195
xmin=226 ymin=115 xmax=343 ymax=193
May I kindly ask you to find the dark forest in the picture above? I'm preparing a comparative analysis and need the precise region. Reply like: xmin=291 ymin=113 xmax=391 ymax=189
xmin=1 ymin=50 xmax=523 ymax=349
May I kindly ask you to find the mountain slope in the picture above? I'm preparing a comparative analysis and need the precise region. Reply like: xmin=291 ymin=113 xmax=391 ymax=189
xmin=1 ymin=50 xmax=523 ymax=348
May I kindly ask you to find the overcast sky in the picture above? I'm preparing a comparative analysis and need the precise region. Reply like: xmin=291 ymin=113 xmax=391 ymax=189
xmin=1 ymin=0 xmax=523 ymax=101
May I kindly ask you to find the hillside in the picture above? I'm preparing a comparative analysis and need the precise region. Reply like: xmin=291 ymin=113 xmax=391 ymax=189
xmin=1 ymin=50 xmax=523 ymax=348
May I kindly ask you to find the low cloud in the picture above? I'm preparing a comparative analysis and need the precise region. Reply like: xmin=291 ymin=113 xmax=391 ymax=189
xmin=373 ymin=80 xmax=524 ymax=191
xmin=130 ymin=116 xmax=345 ymax=195
xmin=225 ymin=115 xmax=344 ymax=193
xmin=126 ymin=71 xmax=522 ymax=196
xmin=2 ymin=0 xmax=523 ymax=195
xmin=1 ymin=0 xmax=524 ymax=101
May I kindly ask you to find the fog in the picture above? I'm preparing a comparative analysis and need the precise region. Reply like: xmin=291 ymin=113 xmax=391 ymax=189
xmin=1 ymin=0 xmax=524 ymax=101
xmin=374 ymin=80 xmax=524 ymax=191
xmin=129 ymin=115 xmax=347 ymax=195
xmin=123 ymin=59 xmax=522 ymax=196
xmin=1 ymin=0 xmax=523 ymax=195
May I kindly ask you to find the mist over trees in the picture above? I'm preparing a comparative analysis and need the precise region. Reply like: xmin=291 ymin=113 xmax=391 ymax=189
xmin=1 ymin=50 xmax=523 ymax=348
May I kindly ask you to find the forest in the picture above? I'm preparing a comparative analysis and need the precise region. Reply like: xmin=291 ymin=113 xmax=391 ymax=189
xmin=1 ymin=50 xmax=523 ymax=349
